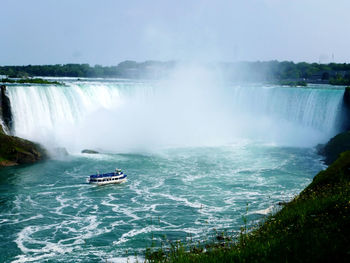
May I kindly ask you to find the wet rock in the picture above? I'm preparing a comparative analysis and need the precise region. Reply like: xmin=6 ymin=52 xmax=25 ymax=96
xmin=0 ymin=124 xmax=47 ymax=167
xmin=342 ymin=87 xmax=350 ymax=131
xmin=81 ymin=149 xmax=99 ymax=154
xmin=0 ymin=85 xmax=13 ymax=132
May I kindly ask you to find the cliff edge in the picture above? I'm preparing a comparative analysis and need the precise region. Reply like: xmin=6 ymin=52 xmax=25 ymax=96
xmin=318 ymin=87 xmax=350 ymax=164
xmin=0 ymin=124 xmax=47 ymax=167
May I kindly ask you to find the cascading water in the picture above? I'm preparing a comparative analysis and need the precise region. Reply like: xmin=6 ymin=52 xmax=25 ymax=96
xmin=226 ymin=85 xmax=345 ymax=146
xmin=7 ymin=80 xmax=156 ymax=152
xmin=6 ymin=80 xmax=344 ymax=152
xmin=1 ymin=77 xmax=346 ymax=262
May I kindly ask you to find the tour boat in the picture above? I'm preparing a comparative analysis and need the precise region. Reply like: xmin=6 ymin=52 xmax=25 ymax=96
xmin=88 ymin=168 xmax=127 ymax=185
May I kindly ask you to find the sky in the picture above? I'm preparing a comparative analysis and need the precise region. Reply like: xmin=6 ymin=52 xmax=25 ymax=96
xmin=1 ymin=0 xmax=350 ymax=65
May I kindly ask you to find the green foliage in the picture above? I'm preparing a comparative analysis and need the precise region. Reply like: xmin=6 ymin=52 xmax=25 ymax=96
xmin=329 ymin=73 xmax=350 ymax=85
xmin=0 ymin=61 xmax=350 ymax=84
xmin=145 ymin=152 xmax=350 ymax=262
xmin=319 ymin=131 xmax=350 ymax=165
xmin=0 ymin=78 xmax=63 ymax=85
xmin=0 ymin=61 xmax=175 ymax=79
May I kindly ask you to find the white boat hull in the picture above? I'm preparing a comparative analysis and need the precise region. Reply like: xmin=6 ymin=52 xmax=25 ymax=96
xmin=88 ymin=171 xmax=127 ymax=185
xmin=90 ymin=178 xmax=127 ymax=185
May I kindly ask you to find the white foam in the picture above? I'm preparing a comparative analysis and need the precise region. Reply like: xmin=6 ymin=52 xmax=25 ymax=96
xmin=53 ymin=194 xmax=71 ymax=216
xmin=12 ymin=214 xmax=44 ymax=225
xmin=113 ymin=226 xmax=154 ymax=245
xmin=107 ymin=257 xmax=142 ymax=263
xmin=13 ymin=252 xmax=57 ymax=263
xmin=15 ymin=224 xmax=72 ymax=255
xmin=155 ymin=193 xmax=203 ymax=209
xmin=253 ymin=205 xmax=275 ymax=215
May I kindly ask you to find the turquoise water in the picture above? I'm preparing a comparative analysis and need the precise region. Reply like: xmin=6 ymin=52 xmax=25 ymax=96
xmin=0 ymin=79 xmax=344 ymax=262
xmin=0 ymin=143 xmax=324 ymax=262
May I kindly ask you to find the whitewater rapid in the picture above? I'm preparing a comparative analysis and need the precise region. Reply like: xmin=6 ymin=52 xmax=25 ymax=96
xmin=0 ymin=143 xmax=325 ymax=262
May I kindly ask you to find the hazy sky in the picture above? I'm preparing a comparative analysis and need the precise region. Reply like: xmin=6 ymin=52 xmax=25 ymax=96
xmin=1 ymin=0 xmax=349 ymax=65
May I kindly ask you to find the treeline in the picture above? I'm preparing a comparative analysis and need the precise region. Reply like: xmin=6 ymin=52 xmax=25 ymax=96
xmin=1 ymin=60 xmax=350 ymax=84
xmin=220 ymin=61 xmax=350 ymax=84
xmin=0 ymin=61 xmax=175 ymax=79
xmin=0 ymin=78 xmax=62 ymax=85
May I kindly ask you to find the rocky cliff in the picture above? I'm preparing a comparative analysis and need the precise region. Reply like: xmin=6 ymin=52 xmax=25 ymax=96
xmin=0 ymin=85 xmax=13 ymax=132
xmin=0 ymin=124 xmax=47 ymax=167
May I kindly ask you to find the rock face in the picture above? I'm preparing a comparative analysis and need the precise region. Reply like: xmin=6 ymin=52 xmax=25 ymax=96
xmin=344 ymin=87 xmax=350 ymax=108
xmin=318 ymin=131 xmax=350 ymax=165
xmin=342 ymin=87 xmax=350 ymax=131
xmin=81 ymin=149 xmax=99 ymax=154
xmin=0 ymin=124 xmax=47 ymax=167
xmin=0 ymin=85 xmax=13 ymax=132
xmin=318 ymin=87 xmax=350 ymax=165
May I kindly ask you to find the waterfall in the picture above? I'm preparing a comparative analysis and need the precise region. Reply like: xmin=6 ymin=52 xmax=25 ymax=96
xmin=6 ymin=80 xmax=345 ymax=153
xmin=229 ymin=85 xmax=343 ymax=135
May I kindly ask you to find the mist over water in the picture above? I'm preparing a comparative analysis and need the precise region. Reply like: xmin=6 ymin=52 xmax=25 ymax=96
xmin=7 ymin=65 xmax=344 ymax=153
xmin=2 ymin=65 xmax=346 ymax=262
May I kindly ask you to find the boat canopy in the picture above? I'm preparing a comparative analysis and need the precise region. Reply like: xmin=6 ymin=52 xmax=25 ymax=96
xmin=90 ymin=171 xmax=124 ymax=178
